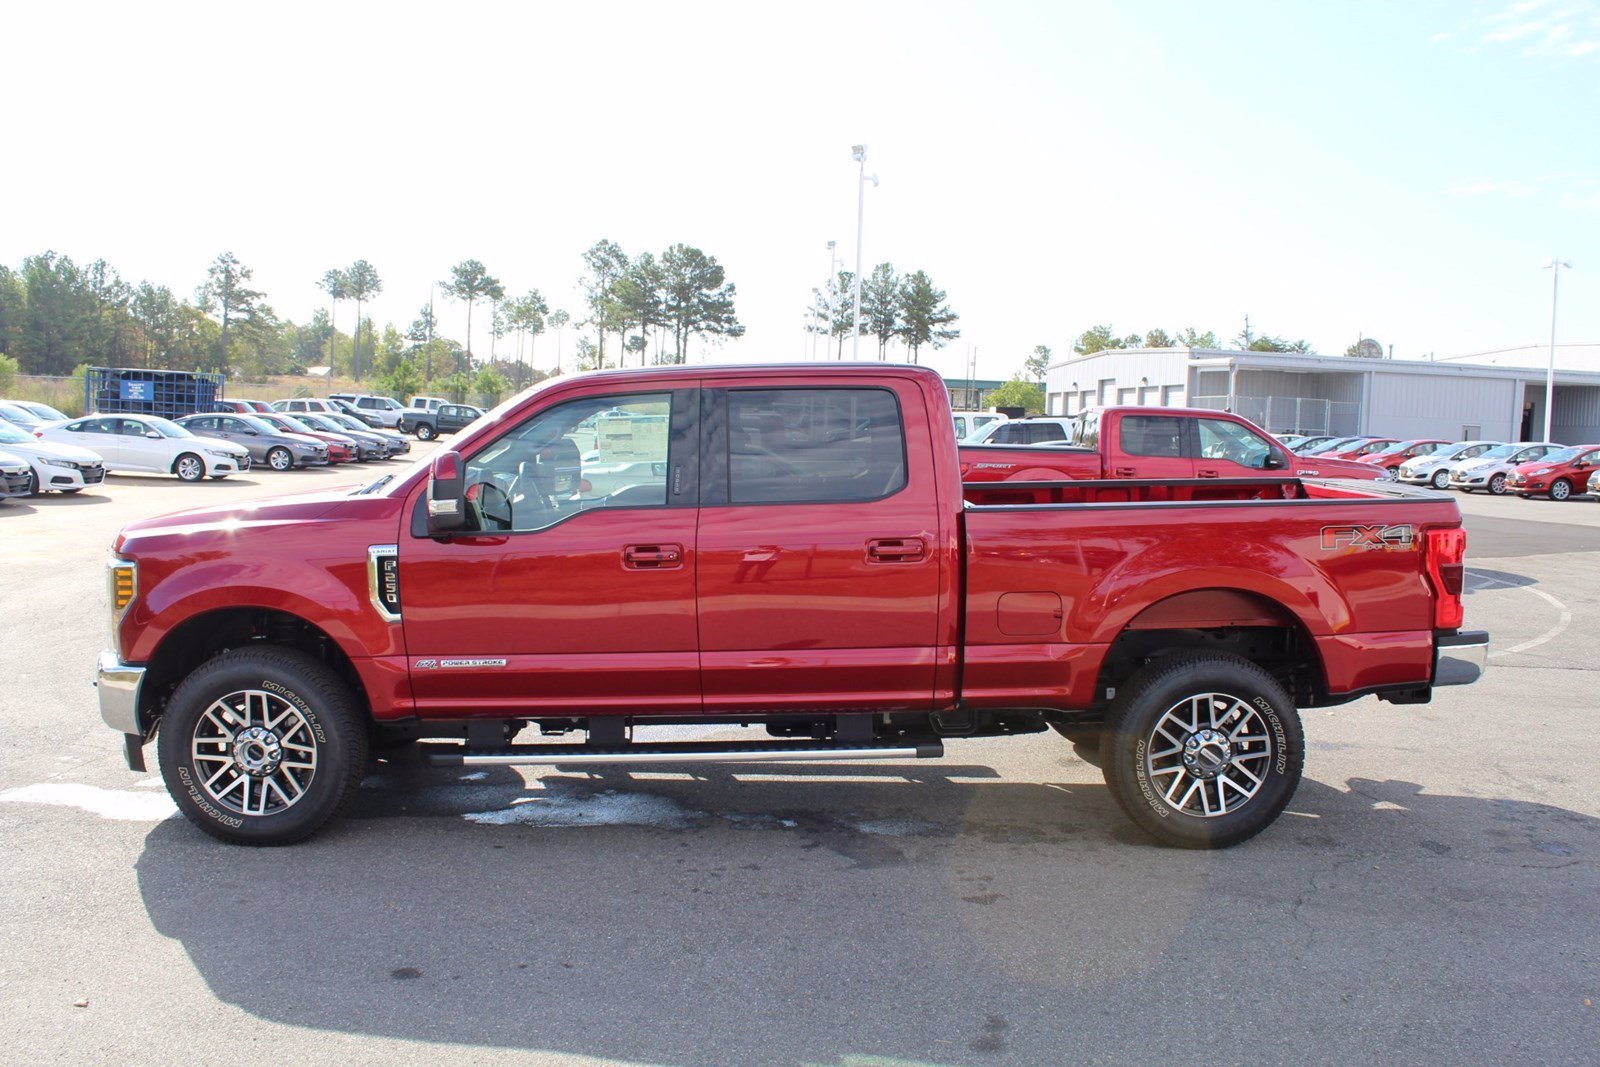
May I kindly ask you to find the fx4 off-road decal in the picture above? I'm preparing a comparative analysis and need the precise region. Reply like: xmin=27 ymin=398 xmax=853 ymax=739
xmin=1320 ymin=523 xmax=1415 ymax=551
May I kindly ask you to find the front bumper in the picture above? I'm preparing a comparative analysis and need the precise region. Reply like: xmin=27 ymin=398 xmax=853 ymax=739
xmin=0 ymin=467 xmax=30 ymax=496
xmin=43 ymin=462 xmax=105 ymax=490
xmin=1435 ymin=631 xmax=1489 ymax=687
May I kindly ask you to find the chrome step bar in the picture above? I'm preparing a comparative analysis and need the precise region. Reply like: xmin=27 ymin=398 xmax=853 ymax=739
xmin=421 ymin=738 xmax=944 ymax=768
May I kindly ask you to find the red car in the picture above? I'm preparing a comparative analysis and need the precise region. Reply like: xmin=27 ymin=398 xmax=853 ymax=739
xmin=1358 ymin=440 xmax=1451 ymax=472
xmin=1321 ymin=437 xmax=1397 ymax=461
xmin=256 ymin=411 xmax=359 ymax=464
xmin=212 ymin=398 xmax=274 ymax=414
xmin=1506 ymin=444 xmax=1600 ymax=500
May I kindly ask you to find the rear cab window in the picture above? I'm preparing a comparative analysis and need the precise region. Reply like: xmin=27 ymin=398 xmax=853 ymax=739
xmin=1119 ymin=415 xmax=1184 ymax=458
xmin=721 ymin=387 xmax=907 ymax=504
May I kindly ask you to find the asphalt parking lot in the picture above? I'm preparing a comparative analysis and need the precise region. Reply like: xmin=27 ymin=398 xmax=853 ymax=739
xmin=2 ymin=464 xmax=1597 ymax=1065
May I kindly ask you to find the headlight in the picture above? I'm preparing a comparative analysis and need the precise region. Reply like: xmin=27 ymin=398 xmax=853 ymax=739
xmin=1532 ymin=467 xmax=1552 ymax=476
xmin=48 ymin=459 xmax=83 ymax=471
xmin=204 ymin=447 xmax=238 ymax=458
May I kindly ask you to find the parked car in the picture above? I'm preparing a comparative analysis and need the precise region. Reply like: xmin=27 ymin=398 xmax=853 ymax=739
xmin=1358 ymin=440 xmax=1452 ymax=477
xmin=1320 ymin=437 xmax=1397 ymax=461
xmin=1288 ymin=435 xmax=1344 ymax=454
xmin=960 ymin=407 xmax=1386 ymax=483
xmin=1396 ymin=441 xmax=1504 ymax=490
xmin=952 ymin=411 xmax=1007 ymax=441
xmin=398 ymin=402 xmax=483 ymax=440
xmin=329 ymin=393 xmax=406 ymax=428
xmin=1446 ymin=443 xmax=1555 ymax=495
xmin=175 ymin=413 xmax=330 ymax=470
xmin=319 ymin=411 xmax=411 ymax=455
xmin=39 ymin=414 xmax=250 ymax=481
xmin=1273 ymin=433 xmax=1309 ymax=448
xmin=10 ymin=400 xmax=70 ymax=423
xmin=254 ymin=412 xmax=358 ymax=463
xmin=407 ymin=395 xmax=449 ymax=413
xmin=293 ymin=412 xmax=395 ymax=460
xmin=0 ymin=418 xmax=105 ymax=493
xmin=0 ymin=400 xmax=48 ymax=431
xmin=1588 ymin=468 xmax=1600 ymax=502
xmin=272 ymin=398 xmax=361 ymax=422
xmin=963 ymin=415 xmax=1079 ymax=445
xmin=1506 ymin=445 xmax=1600 ymax=500
xmin=94 ymin=363 xmax=1484 ymax=847
xmin=211 ymin=399 xmax=274 ymax=414
xmin=0 ymin=449 xmax=34 ymax=500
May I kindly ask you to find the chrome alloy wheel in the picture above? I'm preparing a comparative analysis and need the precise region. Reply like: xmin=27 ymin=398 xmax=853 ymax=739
xmin=175 ymin=454 xmax=204 ymax=481
xmin=190 ymin=689 xmax=319 ymax=816
xmin=1144 ymin=692 xmax=1273 ymax=818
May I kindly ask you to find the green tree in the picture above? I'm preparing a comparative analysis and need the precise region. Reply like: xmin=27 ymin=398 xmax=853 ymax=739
xmin=659 ymin=244 xmax=743 ymax=363
xmin=1144 ymin=328 xmax=1175 ymax=348
xmin=378 ymin=357 xmax=424 ymax=401
xmin=198 ymin=252 xmax=264 ymax=371
xmin=441 ymin=259 xmax=504 ymax=363
xmin=894 ymin=270 xmax=959 ymax=364
xmin=501 ymin=290 xmax=550 ymax=386
xmin=1025 ymin=344 xmax=1052 ymax=381
xmin=474 ymin=365 xmax=509 ymax=406
xmin=440 ymin=370 xmax=473 ymax=403
xmin=343 ymin=260 xmax=383 ymax=380
xmin=317 ymin=268 xmax=350 ymax=370
xmin=548 ymin=308 xmax=570 ymax=372
xmin=0 ymin=266 xmax=24 ymax=360
xmin=573 ymin=336 xmax=600 ymax=372
xmin=579 ymin=240 xmax=629 ymax=368
xmin=861 ymin=262 xmax=900 ymax=360
xmin=808 ymin=270 xmax=855 ymax=358
xmin=0 ymin=352 xmax=17 ymax=392
xmin=987 ymin=375 xmax=1045 ymax=415
xmin=1176 ymin=327 xmax=1219 ymax=348
xmin=614 ymin=253 xmax=665 ymax=366
xmin=20 ymin=252 xmax=94 ymax=375
xmin=1073 ymin=324 xmax=1128 ymax=356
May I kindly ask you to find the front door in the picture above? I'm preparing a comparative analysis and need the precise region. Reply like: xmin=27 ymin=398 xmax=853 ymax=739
xmin=1192 ymin=416 xmax=1285 ymax=478
xmin=695 ymin=381 xmax=942 ymax=713
xmin=400 ymin=388 xmax=701 ymax=718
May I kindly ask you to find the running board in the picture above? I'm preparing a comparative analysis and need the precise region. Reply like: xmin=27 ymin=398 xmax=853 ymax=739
xmin=420 ymin=738 xmax=944 ymax=768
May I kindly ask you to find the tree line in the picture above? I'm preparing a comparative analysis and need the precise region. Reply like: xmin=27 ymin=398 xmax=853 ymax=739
xmin=1073 ymin=322 xmax=1314 ymax=355
xmin=807 ymin=263 xmax=961 ymax=363
xmin=0 ymin=240 xmax=746 ymax=399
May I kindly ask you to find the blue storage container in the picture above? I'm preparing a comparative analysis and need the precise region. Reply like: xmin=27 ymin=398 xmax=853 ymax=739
xmin=85 ymin=368 xmax=226 ymax=419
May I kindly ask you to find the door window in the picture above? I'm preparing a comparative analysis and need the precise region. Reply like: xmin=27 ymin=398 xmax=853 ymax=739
xmin=725 ymin=388 xmax=905 ymax=504
xmin=1197 ymin=418 xmax=1275 ymax=468
xmin=1120 ymin=415 xmax=1185 ymax=458
xmin=462 ymin=392 xmax=680 ymax=532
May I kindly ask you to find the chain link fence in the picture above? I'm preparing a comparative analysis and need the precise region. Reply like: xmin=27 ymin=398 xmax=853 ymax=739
xmin=1191 ymin=395 xmax=1362 ymax=436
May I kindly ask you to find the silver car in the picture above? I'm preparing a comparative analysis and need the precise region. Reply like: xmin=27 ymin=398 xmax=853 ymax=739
xmin=1448 ymin=442 xmax=1559 ymax=495
xmin=1396 ymin=441 xmax=1501 ymax=490
xmin=176 ymin=413 xmax=329 ymax=470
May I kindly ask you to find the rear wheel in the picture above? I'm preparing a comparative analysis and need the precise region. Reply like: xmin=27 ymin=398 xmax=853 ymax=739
xmin=157 ymin=647 xmax=368 ymax=845
xmin=1550 ymin=478 xmax=1572 ymax=501
xmin=416 ymin=423 xmax=437 ymax=441
xmin=173 ymin=453 xmax=205 ymax=482
xmin=266 ymin=446 xmax=294 ymax=471
xmin=1101 ymin=652 xmax=1303 ymax=849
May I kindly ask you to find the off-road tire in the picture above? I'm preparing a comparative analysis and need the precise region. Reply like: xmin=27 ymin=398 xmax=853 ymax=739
xmin=1101 ymin=652 xmax=1303 ymax=849
xmin=158 ymin=647 xmax=368 ymax=845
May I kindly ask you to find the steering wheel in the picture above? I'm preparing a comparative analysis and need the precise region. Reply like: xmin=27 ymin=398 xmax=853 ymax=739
xmin=464 ymin=481 xmax=513 ymax=531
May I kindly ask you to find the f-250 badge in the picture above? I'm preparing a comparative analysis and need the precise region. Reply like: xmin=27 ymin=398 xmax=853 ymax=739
xmin=1320 ymin=524 xmax=1415 ymax=551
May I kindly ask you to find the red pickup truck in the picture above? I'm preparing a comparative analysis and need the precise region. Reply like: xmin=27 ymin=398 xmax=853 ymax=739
xmin=960 ymin=407 xmax=1385 ymax=483
xmin=97 ymin=364 xmax=1486 ymax=849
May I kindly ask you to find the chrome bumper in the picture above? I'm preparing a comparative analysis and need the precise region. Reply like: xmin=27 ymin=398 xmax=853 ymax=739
xmin=97 ymin=650 xmax=147 ymax=734
xmin=1434 ymin=631 xmax=1489 ymax=687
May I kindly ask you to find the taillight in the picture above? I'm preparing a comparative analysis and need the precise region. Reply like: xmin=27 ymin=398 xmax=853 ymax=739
xmin=1425 ymin=527 xmax=1466 ymax=629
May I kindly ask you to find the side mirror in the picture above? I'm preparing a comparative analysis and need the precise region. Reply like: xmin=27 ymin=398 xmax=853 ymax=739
xmin=1261 ymin=451 xmax=1285 ymax=470
xmin=427 ymin=450 xmax=467 ymax=535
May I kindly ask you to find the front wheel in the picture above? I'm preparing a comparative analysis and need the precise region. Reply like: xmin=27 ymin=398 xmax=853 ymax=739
xmin=173 ymin=453 xmax=205 ymax=482
xmin=1101 ymin=652 xmax=1303 ymax=849
xmin=1550 ymin=478 xmax=1572 ymax=501
xmin=1430 ymin=469 xmax=1450 ymax=490
xmin=157 ymin=647 xmax=368 ymax=845
xmin=266 ymin=446 xmax=293 ymax=471
xmin=1488 ymin=473 xmax=1507 ymax=495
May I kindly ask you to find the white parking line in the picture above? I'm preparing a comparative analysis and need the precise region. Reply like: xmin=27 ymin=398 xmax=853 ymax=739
xmin=1467 ymin=568 xmax=1573 ymax=658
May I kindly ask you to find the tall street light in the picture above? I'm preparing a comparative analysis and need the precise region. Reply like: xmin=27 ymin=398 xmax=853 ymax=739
xmin=850 ymin=144 xmax=878 ymax=360
xmin=1543 ymin=258 xmax=1572 ymax=443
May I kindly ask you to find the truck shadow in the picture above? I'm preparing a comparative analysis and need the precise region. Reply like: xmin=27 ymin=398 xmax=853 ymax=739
xmin=134 ymin=767 xmax=1600 ymax=1064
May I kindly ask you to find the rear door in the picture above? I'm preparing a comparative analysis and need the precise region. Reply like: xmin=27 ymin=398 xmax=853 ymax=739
xmin=1105 ymin=413 xmax=1194 ymax=479
xmin=695 ymin=378 xmax=942 ymax=712
xmin=67 ymin=417 xmax=124 ymax=465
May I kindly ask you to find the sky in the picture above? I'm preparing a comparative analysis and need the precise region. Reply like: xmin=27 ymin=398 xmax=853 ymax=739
xmin=5 ymin=0 xmax=1599 ymax=382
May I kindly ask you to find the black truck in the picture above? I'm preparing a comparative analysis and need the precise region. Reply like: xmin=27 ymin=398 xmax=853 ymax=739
xmin=397 ymin=402 xmax=484 ymax=440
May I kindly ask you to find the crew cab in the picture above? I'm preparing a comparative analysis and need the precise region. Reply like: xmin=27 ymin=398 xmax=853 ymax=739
xmin=959 ymin=407 xmax=1386 ymax=483
xmin=398 ymin=402 xmax=484 ymax=440
xmin=96 ymin=365 xmax=1486 ymax=849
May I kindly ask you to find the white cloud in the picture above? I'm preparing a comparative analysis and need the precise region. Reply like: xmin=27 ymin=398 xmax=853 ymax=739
xmin=1479 ymin=0 xmax=1600 ymax=57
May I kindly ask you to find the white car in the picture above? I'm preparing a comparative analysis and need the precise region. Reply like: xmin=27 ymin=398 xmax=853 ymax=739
xmin=0 ymin=449 xmax=33 ymax=499
xmin=1448 ymin=442 xmax=1560 ymax=495
xmin=0 ymin=418 xmax=106 ymax=493
xmin=964 ymin=415 xmax=1079 ymax=445
xmin=953 ymin=411 xmax=1007 ymax=440
xmin=1396 ymin=441 xmax=1501 ymax=490
xmin=329 ymin=393 xmax=407 ymax=428
xmin=39 ymin=414 xmax=250 ymax=482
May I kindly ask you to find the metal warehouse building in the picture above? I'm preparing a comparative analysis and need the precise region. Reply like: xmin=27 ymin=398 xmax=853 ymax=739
xmin=1044 ymin=344 xmax=1600 ymax=444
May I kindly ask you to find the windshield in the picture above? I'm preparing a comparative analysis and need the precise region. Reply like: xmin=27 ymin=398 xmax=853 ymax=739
xmin=1477 ymin=444 xmax=1518 ymax=460
xmin=1305 ymin=437 xmax=1359 ymax=454
xmin=23 ymin=402 xmax=69 ymax=421
xmin=299 ymin=414 xmax=344 ymax=432
xmin=1373 ymin=441 xmax=1422 ymax=456
xmin=1539 ymin=447 xmax=1583 ymax=464
xmin=238 ymin=414 xmax=278 ymax=434
xmin=0 ymin=403 xmax=44 ymax=427
xmin=269 ymin=414 xmax=318 ymax=434
xmin=147 ymin=416 xmax=193 ymax=439
xmin=326 ymin=413 xmax=366 ymax=430
xmin=0 ymin=421 xmax=32 ymax=444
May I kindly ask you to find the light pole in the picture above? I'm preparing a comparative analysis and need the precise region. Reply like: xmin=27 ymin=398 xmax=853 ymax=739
xmin=850 ymin=144 xmax=878 ymax=360
xmin=1543 ymin=258 xmax=1571 ymax=443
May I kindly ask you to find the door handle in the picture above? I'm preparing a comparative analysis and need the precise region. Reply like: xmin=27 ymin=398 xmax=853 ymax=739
xmin=623 ymin=543 xmax=683 ymax=569
xmin=1196 ymin=469 xmax=1220 ymax=478
xmin=866 ymin=537 xmax=926 ymax=563
xmin=1113 ymin=466 xmax=1137 ymax=476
